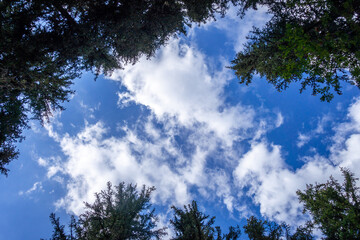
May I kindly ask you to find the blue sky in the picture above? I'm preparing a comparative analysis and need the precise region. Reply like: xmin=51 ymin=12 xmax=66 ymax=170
xmin=1 ymin=7 xmax=360 ymax=239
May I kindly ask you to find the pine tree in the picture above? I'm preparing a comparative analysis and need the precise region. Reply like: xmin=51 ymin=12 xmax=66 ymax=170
xmin=243 ymin=216 xmax=313 ymax=240
xmin=297 ymin=168 xmax=360 ymax=239
xmin=170 ymin=200 xmax=241 ymax=240
xmin=45 ymin=182 xmax=166 ymax=240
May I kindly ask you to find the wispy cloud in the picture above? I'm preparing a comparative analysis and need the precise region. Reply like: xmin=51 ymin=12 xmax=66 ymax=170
xmin=19 ymin=182 xmax=43 ymax=196
xmin=296 ymin=114 xmax=332 ymax=148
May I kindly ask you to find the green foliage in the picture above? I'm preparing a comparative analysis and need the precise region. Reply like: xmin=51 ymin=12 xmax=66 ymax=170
xmin=170 ymin=200 xmax=241 ymax=240
xmin=0 ymin=0 xmax=77 ymax=174
xmin=170 ymin=201 xmax=217 ymax=240
xmin=244 ymin=216 xmax=283 ymax=240
xmin=170 ymin=201 xmax=314 ymax=240
xmin=0 ymin=93 xmax=28 ymax=175
xmin=45 ymin=182 xmax=165 ymax=240
xmin=0 ymin=0 xmax=235 ymax=175
xmin=230 ymin=0 xmax=360 ymax=101
xmin=78 ymin=182 xmax=166 ymax=240
xmin=243 ymin=216 xmax=313 ymax=240
xmin=297 ymin=168 xmax=360 ymax=240
xmin=43 ymin=213 xmax=79 ymax=240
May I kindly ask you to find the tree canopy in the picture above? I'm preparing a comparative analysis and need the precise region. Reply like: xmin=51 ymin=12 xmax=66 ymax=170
xmin=297 ymin=168 xmax=360 ymax=240
xmin=230 ymin=0 xmax=360 ymax=102
xmin=0 ymin=0 xmax=237 ymax=175
xmin=170 ymin=201 xmax=217 ymax=240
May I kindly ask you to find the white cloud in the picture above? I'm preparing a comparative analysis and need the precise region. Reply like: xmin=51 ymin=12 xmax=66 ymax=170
xmin=275 ymin=112 xmax=284 ymax=128
xmin=37 ymin=157 xmax=48 ymax=167
xmin=53 ymin=121 xmax=190 ymax=214
xmin=109 ymin=39 xmax=255 ymax=145
xmin=233 ymin=142 xmax=336 ymax=224
xmin=297 ymin=133 xmax=311 ymax=148
xmin=207 ymin=169 xmax=234 ymax=212
xmin=79 ymin=100 xmax=101 ymax=119
xmin=38 ymin=156 xmax=64 ymax=179
xmin=46 ymin=119 xmax=232 ymax=215
xmin=19 ymin=182 xmax=43 ymax=196
xmin=233 ymin=97 xmax=360 ymax=225
xmin=331 ymin=98 xmax=360 ymax=152
xmin=296 ymin=114 xmax=332 ymax=148
xmin=330 ymin=97 xmax=360 ymax=167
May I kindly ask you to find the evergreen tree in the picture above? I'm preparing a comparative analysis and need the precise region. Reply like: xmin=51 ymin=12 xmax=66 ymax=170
xmin=0 ymin=94 xmax=28 ymax=175
xmin=45 ymin=182 xmax=166 ymax=240
xmin=170 ymin=201 xmax=312 ymax=240
xmin=243 ymin=216 xmax=282 ymax=240
xmin=230 ymin=0 xmax=360 ymax=101
xmin=43 ymin=213 xmax=79 ymax=240
xmin=297 ymin=168 xmax=360 ymax=240
xmin=243 ymin=216 xmax=313 ymax=240
xmin=170 ymin=201 xmax=217 ymax=240
xmin=170 ymin=200 xmax=241 ymax=240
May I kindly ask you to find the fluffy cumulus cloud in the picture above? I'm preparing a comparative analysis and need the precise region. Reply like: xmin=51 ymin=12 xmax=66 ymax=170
xmin=110 ymin=39 xmax=255 ymax=144
xmin=331 ymin=98 xmax=360 ymax=168
xmin=233 ymin=97 xmax=360 ymax=225
xmin=40 ymin=39 xmax=280 ymax=216
xmin=233 ymin=142 xmax=336 ymax=224
xmin=44 ymin=121 xmax=191 ymax=214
